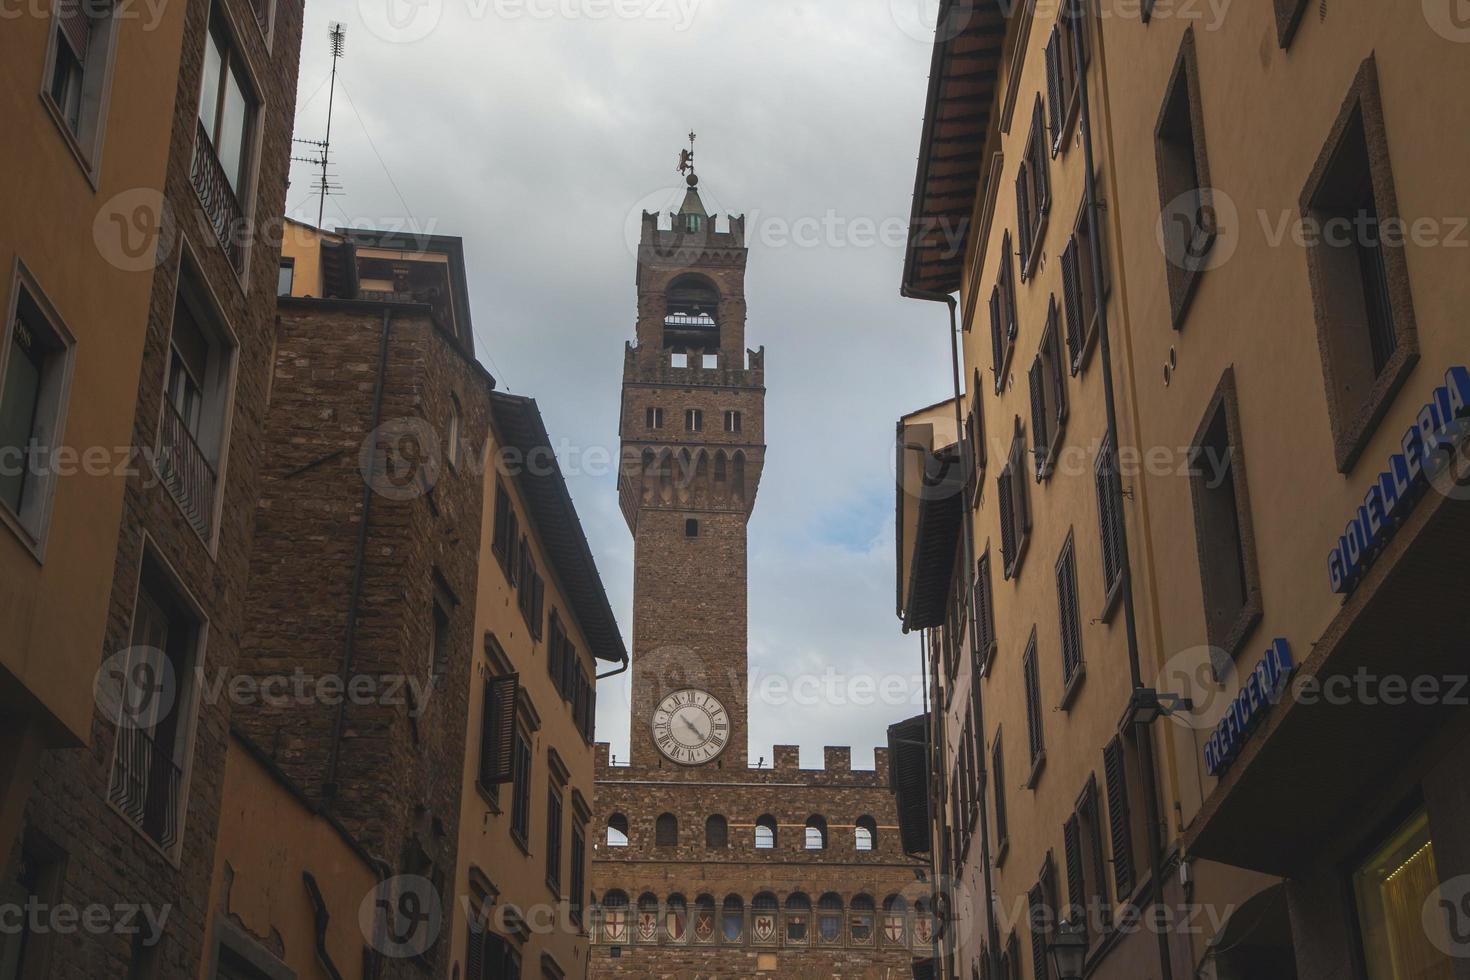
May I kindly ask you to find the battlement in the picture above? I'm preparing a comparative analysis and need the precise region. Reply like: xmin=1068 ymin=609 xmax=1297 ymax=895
xmin=624 ymin=342 xmax=765 ymax=387
xmin=640 ymin=209 xmax=747 ymax=249
xmin=595 ymin=741 xmax=891 ymax=783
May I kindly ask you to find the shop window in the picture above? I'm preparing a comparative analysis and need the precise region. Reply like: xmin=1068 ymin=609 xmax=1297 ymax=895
xmin=1153 ymin=28 xmax=1214 ymax=327
xmin=1301 ymin=56 xmax=1419 ymax=472
xmin=1353 ymin=808 xmax=1452 ymax=979
xmin=1188 ymin=369 xmax=1261 ymax=663
xmin=0 ymin=273 xmax=75 ymax=551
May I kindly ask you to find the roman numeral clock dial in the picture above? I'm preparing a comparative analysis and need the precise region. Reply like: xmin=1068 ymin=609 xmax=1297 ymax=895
xmin=651 ymin=689 xmax=729 ymax=765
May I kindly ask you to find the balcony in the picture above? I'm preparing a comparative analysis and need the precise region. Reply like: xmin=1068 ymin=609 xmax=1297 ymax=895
xmin=108 ymin=723 xmax=183 ymax=852
xmin=157 ymin=400 xmax=216 ymax=540
xmin=190 ymin=120 xmax=245 ymax=272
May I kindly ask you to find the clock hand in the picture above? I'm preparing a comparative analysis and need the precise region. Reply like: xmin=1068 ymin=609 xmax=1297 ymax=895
xmin=678 ymin=715 xmax=705 ymax=740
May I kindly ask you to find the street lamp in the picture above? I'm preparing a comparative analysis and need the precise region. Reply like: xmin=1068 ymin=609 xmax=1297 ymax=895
xmin=1047 ymin=919 xmax=1088 ymax=980
xmin=1120 ymin=687 xmax=1194 ymax=727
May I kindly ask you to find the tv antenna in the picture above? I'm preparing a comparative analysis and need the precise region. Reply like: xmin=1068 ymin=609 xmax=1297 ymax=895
xmin=291 ymin=23 xmax=346 ymax=227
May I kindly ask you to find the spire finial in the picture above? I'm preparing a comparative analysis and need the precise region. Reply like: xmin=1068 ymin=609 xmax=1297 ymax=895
xmin=677 ymin=131 xmax=698 ymax=187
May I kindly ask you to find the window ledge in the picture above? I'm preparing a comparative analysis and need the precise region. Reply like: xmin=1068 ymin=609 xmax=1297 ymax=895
xmin=1020 ymin=216 xmax=1049 ymax=282
xmin=475 ymin=780 xmax=503 ymax=814
xmin=511 ymin=829 xmax=531 ymax=856
xmin=1059 ymin=663 xmax=1086 ymax=711
xmin=994 ymin=836 xmax=1009 ymax=868
xmin=1099 ymin=577 xmax=1123 ymax=624
xmin=1025 ymin=750 xmax=1047 ymax=789
xmin=0 ymin=500 xmax=46 ymax=566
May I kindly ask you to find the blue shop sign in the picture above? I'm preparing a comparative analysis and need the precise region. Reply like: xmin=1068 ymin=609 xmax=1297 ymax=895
xmin=1204 ymin=639 xmax=1294 ymax=778
xmin=1328 ymin=366 xmax=1470 ymax=595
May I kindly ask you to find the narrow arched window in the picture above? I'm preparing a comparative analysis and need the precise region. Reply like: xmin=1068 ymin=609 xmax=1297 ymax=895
xmin=607 ymin=813 xmax=629 ymax=847
xmin=706 ymin=814 xmax=728 ymax=849
xmin=447 ymin=393 xmax=462 ymax=468
xmin=785 ymin=893 xmax=811 ymax=943
xmin=818 ymin=893 xmax=844 ymax=943
xmin=754 ymin=814 xmax=777 ymax=849
xmin=655 ymin=812 xmax=678 ymax=847
xmin=855 ymin=815 xmax=877 ymax=851
xmin=721 ymin=894 xmax=744 ymax=942
xmin=804 ymin=815 xmax=827 ymax=850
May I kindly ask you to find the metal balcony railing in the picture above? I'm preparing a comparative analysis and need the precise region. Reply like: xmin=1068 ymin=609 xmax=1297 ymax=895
xmin=664 ymin=313 xmax=717 ymax=329
xmin=157 ymin=400 xmax=216 ymax=539
xmin=108 ymin=723 xmax=183 ymax=852
xmin=190 ymin=121 xmax=245 ymax=272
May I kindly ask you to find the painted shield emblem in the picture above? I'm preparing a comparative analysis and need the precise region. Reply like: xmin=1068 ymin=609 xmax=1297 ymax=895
xmin=605 ymin=909 xmax=627 ymax=943
xmin=882 ymin=913 xmax=905 ymax=945
xmin=694 ymin=910 xmax=715 ymax=941
xmin=665 ymin=911 xmax=686 ymax=941
xmin=638 ymin=911 xmax=658 ymax=942
xmin=914 ymin=914 xmax=933 ymax=945
xmin=753 ymin=913 xmax=776 ymax=942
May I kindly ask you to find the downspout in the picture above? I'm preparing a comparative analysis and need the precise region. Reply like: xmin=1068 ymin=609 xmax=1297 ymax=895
xmin=1070 ymin=8 xmax=1175 ymax=980
xmin=325 ymin=307 xmax=394 ymax=802
xmin=596 ymin=656 xmax=630 ymax=681
xmin=901 ymin=285 xmax=1002 ymax=980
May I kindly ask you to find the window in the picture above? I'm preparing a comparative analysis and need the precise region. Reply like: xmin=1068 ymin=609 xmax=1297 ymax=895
xmin=159 ymin=260 xmax=235 ymax=541
xmin=547 ymin=612 xmax=566 ymax=690
xmin=754 ymin=814 xmax=776 ymax=849
xmin=572 ymin=663 xmax=596 ymax=744
xmin=685 ymin=408 xmax=703 ymax=432
xmin=477 ymin=671 xmax=517 ymax=794
xmin=988 ymin=235 xmax=1018 ymax=392
xmin=1015 ymin=96 xmax=1050 ymax=278
xmin=785 ymin=893 xmax=811 ymax=943
xmin=724 ymin=410 xmax=741 ymax=433
xmin=447 ymin=394 xmax=462 ymax=469
xmin=671 ymin=352 xmax=688 ymax=368
xmin=107 ymin=554 xmax=203 ymax=854
xmin=465 ymin=928 xmax=521 ymax=980
xmin=510 ymin=730 xmax=532 ymax=847
xmin=997 ymin=423 xmax=1031 ymax=580
xmin=1028 ymin=860 xmax=1058 ymax=980
xmin=1102 ymin=736 xmax=1138 ymax=901
xmin=974 ymin=550 xmax=997 ymax=671
xmin=655 ymin=812 xmax=678 ymax=847
xmin=721 ymin=895 xmax=744 ymax=942
xmin=194 ymin=7 xmax=257 ymax=268
xmin=43 ymin=0 xmax=117 ymax=165
xmin=0 ymin=275 xmax=74 ymax=549
xmin=967 ymin=369 xmax=987 ymax=494
xmin=1044 ymin=0 xmax=1089 ymax=156
xmin=645 ymin=406 xmax=663 ymax=429
xmin=606 ymin=813 xmax=629 ymax=848
xmin=706 ymin=814 xmax=728 ymax=849
xmin=1055 ymin=534 xmax=1082 ymax=693
xmin=849 ymin=895 xmax=875 ymax=945
xmin=1022 ymin=631 xmax=1044 ymax=781
xmin=1093 ymin=435 xmax=1125 ymax=615
xmin=275 ymin=258 xmax=294 ymax=297
xmin=1061 ymin=198 xmax=1108 ymax=376
xmin=685 ymin=518 xmax=698 ymax=538
xmin=1301 ymin=56 xmax=1419 ymax=472
xmin=1188 ymin=369 xmax=1260 ymax=662
xmin=817 ymin=893 xmax=843 ymax=944
xmin=855 ymin=816 xmax=877 ymax=852
xmin=431 ymin=590 xmax=451 ymax=678
xmin=515 ymin=537 xmax=545 ymax=640
xmin=992 ymin=730 xmax=1009 ymax=859
xmin=1028 ymin=299 xmax=1068 ymax=480
xmin=545 ymin=786 xmax=563 ymax=895
xmin=1353 ymin=808 xmax=1451 ymax=978
xmin=1062 ymin=776 xmax=1109 ymax=940
xmin=0 ymin=829 xmax=66 ymax=978
xmin=804 ymin=815 xmax=826 ymax=851
xmin=492 ymin=482 xmax=518 ymax=579
xmin=1154 ymin=28 xmax=1213 ymax=326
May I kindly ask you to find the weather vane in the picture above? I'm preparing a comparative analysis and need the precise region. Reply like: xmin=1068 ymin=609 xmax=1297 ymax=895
xmin=677 ymin=131 xmax=697 ymax=184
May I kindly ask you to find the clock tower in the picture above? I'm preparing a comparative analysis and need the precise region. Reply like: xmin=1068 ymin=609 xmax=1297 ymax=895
xmin=618 ymin=159 xmax=764 ymax=769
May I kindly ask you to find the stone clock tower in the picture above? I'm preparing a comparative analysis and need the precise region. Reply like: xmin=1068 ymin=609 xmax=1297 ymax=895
xmin=618 ymin=166 xmax=765 ymax=770
xmin=591 ymin=154 xmax=924 ymax=980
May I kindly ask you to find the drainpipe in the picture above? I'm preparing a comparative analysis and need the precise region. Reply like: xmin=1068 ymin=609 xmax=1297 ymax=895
xmin=596 ymin=656 xmax=630 ymax=681
xmin=325 ymin=307 xmax=394 ymax=802
xmin=1070 ymin=6 xmax=1175 ymax=979
xmin=901 ymin=285 xmax=1002 ymax=980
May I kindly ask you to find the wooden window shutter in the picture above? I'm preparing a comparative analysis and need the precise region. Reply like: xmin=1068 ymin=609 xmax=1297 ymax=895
xmin=531 ymin=574 xmax=545 ymax=639
xmin=1046 ymin=28 xmax=1063 ymax=156
xmin=57 ymin=0 xmax=94 ymax=61
xmin=1095 ymin=439 xmax=1123 ymax=592
xmin=1015 ymin=172 xmax=1032 ymax=275
xmin=480 ymin=673 xmax=519 ymax=785
xmin=1023 ymin=641 xmax=1043 ymax=763
xmin=1063 ymin=814 xmax=1085 ymax=930
xmin=992 ymin=733 xmax=1008 ymax=845
xmin=1033 ymin=99 xmax=1051 ymax=215
xmin=1057 ymin=540 xmax=1081 ymax=682
xmin=1084 ymin=776 xmax=1109 ymax=924
xmin=1103 ymin=738 xmax=1135 ymax=898
xmin=997 ymin=469 xmax=1016 ymax=577
xmin=492 ymin=486 xmax=510 ymax=559
xmin=1027 ymin=884 xmax=1048 ymax=980
xmin=1061 ymin=239 xmax=1082 ymax=373
xmin=973 ymin=553 xmax=994 ymax=661
xmin=465 ymin=923 xmax=486 ymax=980
xmin=989 ymin=288 xmax=1005 ymax=390
xmin=1028 ymin=358 xmax=1048 ymax=479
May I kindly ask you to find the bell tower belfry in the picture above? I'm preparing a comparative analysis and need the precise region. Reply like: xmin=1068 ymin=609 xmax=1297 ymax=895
xmin=618 ymin=147 xmax=765 ymax=770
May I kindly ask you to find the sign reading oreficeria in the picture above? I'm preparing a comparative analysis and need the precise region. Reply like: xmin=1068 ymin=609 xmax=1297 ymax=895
xmin=1328 ymin=366 xmax=1470 ymax=595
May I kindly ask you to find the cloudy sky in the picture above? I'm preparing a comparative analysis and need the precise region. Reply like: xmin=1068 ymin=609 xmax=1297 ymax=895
xmin=286 ymin=0 xmax=954 ymax=768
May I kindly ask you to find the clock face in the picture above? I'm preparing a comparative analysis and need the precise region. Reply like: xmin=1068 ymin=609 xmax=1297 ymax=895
xmin=651 ymin=689 xmax=729 ymax=765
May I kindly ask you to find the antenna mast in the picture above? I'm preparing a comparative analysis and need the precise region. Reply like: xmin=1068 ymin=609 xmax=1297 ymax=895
xmin=318 ymin=23 xmax=346 ymax=228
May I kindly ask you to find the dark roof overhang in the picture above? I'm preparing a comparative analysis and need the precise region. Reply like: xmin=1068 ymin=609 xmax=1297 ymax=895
xmin=902 ymin=0 xmax=1011 ymax=295
xmin=888 ymin=714 xmax=932 ymax=858
xmin=901 ymin=446 xmax=965 ymax=632
xmin=488 ymin=392 xmax=628 ymax=666
xmin=339 ymin=227 xmax=475 ymax=355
